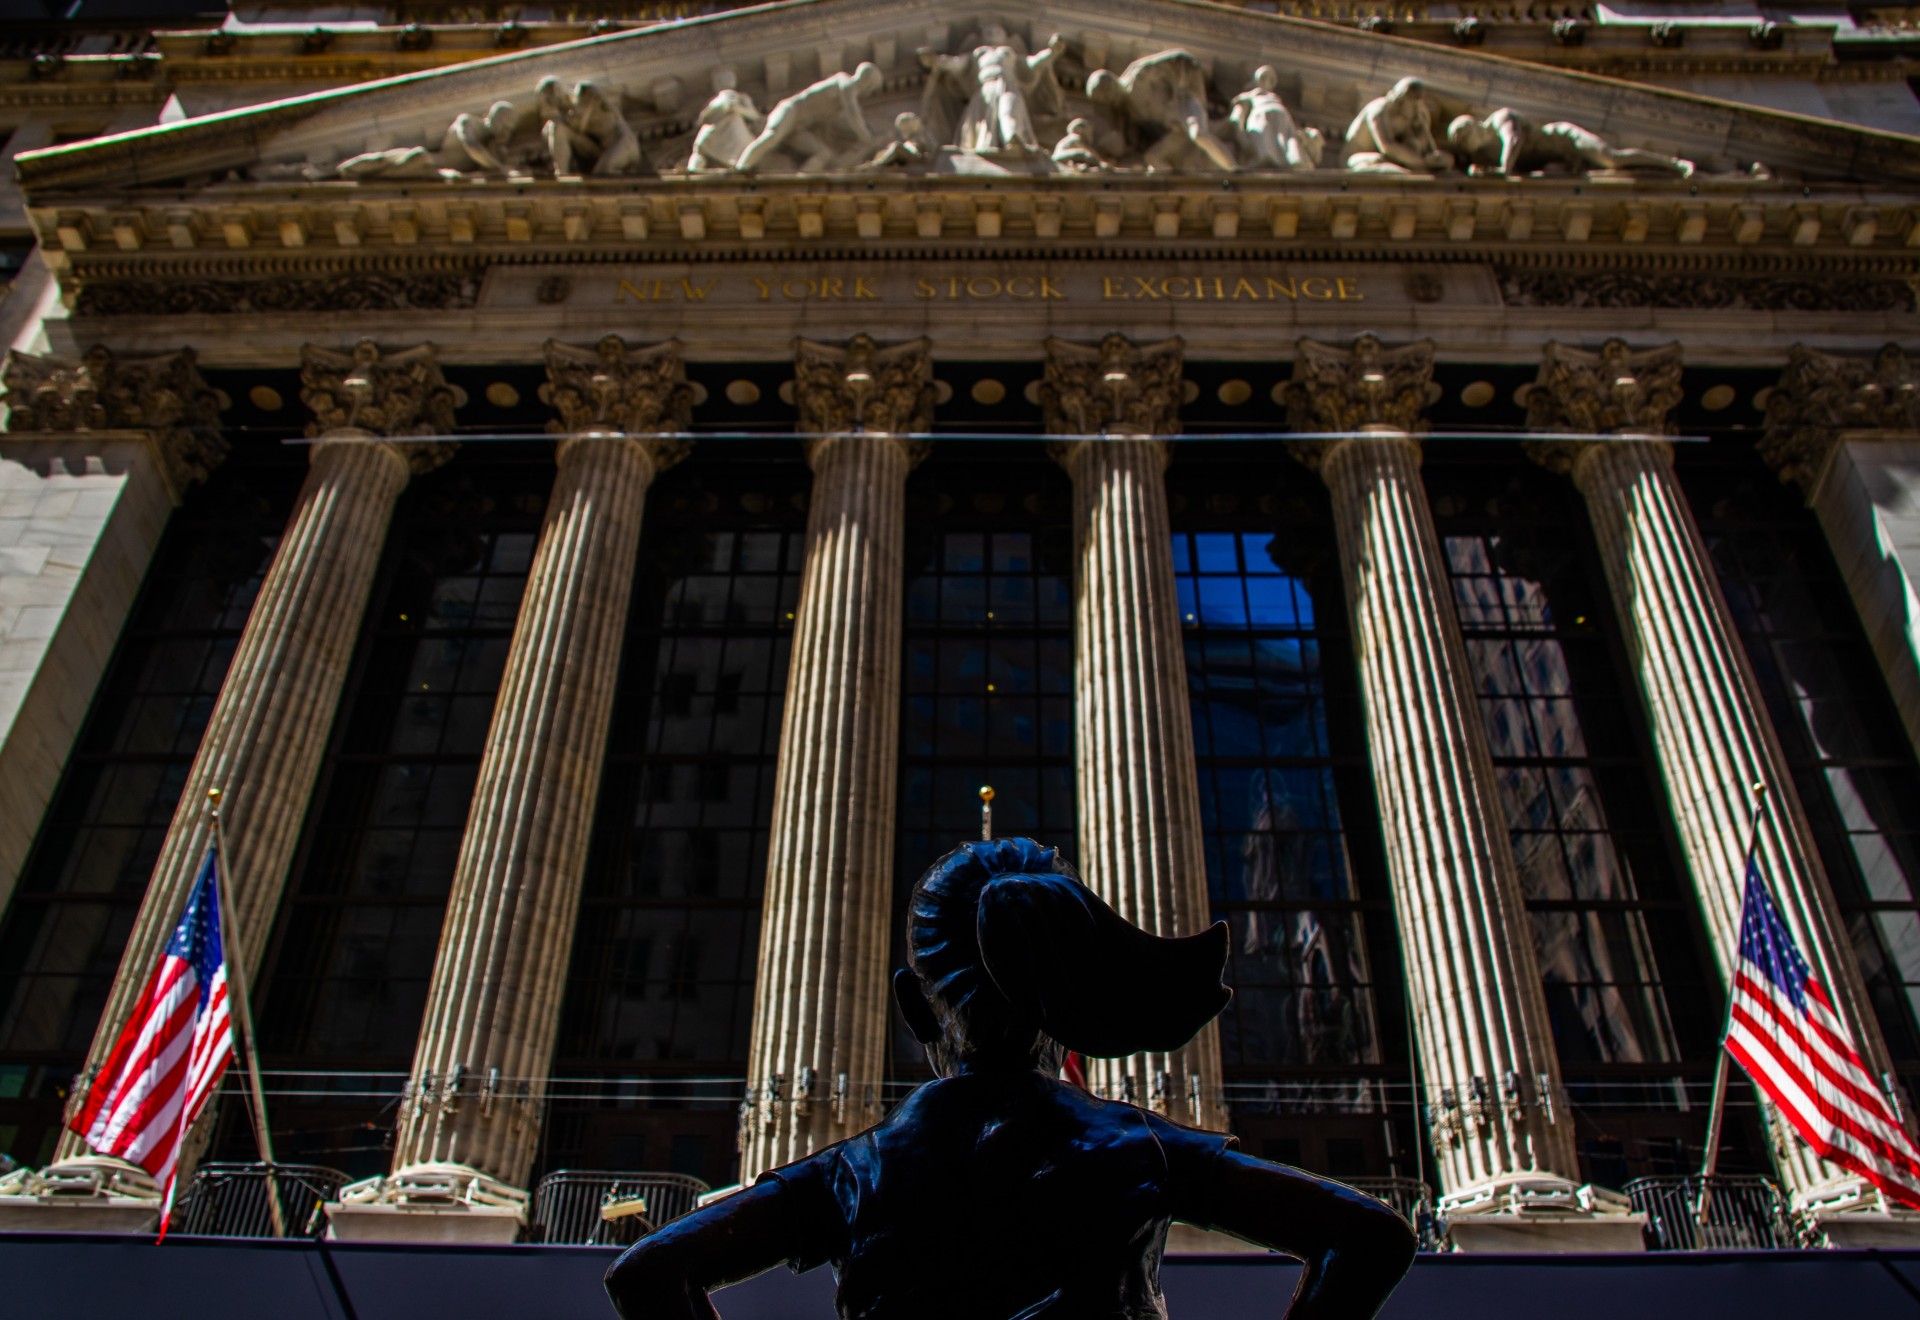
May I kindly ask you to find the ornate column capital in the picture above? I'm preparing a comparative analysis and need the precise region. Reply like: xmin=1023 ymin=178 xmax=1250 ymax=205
xmin=300 ymin=340 xmax=459 ymax=474
xmin=1761 ymin=344 xmax=1920 ymax=494
xmin=542 ymin=334 xmax=693 ymax=472
xmin=793 ymin=333 xmax=934 ymax=449
xmin=1040 ymin=334 xmax=1183 ymax=441
xmin=1282 ymin=335 xmax=1439 ymax=472
xmin=1 ymin=344 xmax=226 ymax=499
xmin=1525 ymin=339 xmax=1683 ymax=437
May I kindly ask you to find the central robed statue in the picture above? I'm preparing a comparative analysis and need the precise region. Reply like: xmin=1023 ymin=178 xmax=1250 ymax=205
xmin=605 ymin=838 xmax=1417 ymax=1320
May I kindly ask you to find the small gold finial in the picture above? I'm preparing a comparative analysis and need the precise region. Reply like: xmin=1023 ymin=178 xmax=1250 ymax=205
xmin=979 ymin=786 xmax=994 ymax=803
xmin=207 ymin=787 xmax=222 ymax=805
xmin=1752 ymin=781 xmax=1767 ymax=795
xmin=979 ymin=786 xmax=994 ymax=842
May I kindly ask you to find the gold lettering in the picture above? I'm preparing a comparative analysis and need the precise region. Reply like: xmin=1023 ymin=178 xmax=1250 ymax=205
xmin=1232 ymin=278 xmax=1260 ymax=301
xmin=1163 ymin=277 xmax=1192 ymax=300
xmin=646 ymin=279 xmax=669 ymax=302
xmin=1210 ymin=277 xmax=1227 ymax=301
xmin=819 ymin=277 xmax=845 ymax=300
xmin=1336 ymin=277 xmax=1364 ymax=302
xmin=1132 ymin=275 xmax=1165 ymax=300
xmin=1300 ymin=278 xmax=1334 ymax=300
xmin=946 ymin=276 xmax=966 ymax=299
xmin=1006 ymin=276 xmax=1036 ymax=299
xmin=1040 ymin=276 xmax=1067 ymax=300
xmin=1265 ymin=277 xmax=1299 ymax=301
xmin=913 ymin=277 xmax=936 ymax=301
xmin=681 ymin=278 xmax=719 ymax=301
xmin=1103 ymin=276 xmax=1129 ymax=300
xmin=968 ymin=277 xmax=1002 ymax=299
xmin=783 ymin=279 xmax=813 ymax=301
xmin=615 ymin=279 xmax=645 ymax=303
xmin=750 ymin=277 xmax=774 ymax=301
xmin=855 ymin=276 xmax=880 ymax=300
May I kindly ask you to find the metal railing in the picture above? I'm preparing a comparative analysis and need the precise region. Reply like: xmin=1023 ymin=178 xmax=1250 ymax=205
xmin=172 ymin=1163 xmax=349 ymax=1239
xmin=1624 ymin=1174 xmax=1797 ymax=1251
xmin=529 ymin=1170 xmax=711 ymax=1246
xmin=1344 ymin=1177 xmax=1442 ymax=1252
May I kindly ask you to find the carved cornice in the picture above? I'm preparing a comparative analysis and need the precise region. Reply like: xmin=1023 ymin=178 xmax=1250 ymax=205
xmin=541 ymin=335 xmax=694 ymax=467
xmin=1040 ymin=334 xmax=1183 ymax=438
xmin=1761 ymin=343 xmax=1920 ymax=492
xmin=300 ymin=340 xmax=459 ymax=445
xmin=792 ymin=334 xmax=935 ymax=440
xmin=1 ymin=344 xmax=226 ymax=497
xmin=1283 ymin=335 xmax=1440 ymax=456
xmin=1525 ymin=339 xmax=1684 ymax=439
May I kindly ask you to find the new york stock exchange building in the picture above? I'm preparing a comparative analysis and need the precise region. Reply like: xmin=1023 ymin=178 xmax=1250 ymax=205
xmin=3 ymin=0 xmax=1920 ymax=1313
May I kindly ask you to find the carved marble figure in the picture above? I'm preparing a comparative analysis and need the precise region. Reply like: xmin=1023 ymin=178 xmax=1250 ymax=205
xmin=336 ymin=101 xmax=520 ymax=181
xmin=860 ymin=112 xmax=936 ymax=170
xmin=1051 ymin=117 xmax=1111 ymax=173
xmin=919 ymin=25 xmax=1066 ymax=156
xmin=1344 ymin=77 xmax=1451 ymax=173
xmin=1445 ymin=108 xmax=1694 ymax=178
xmin=1087 ymin=49 xmax=1236 ymax=173
xmin=734 ymin=62 xmax=884 ymax=173
xmin=688 ymin=88 xmax=766 ymax=172
xmin=604 ymin=838 xmax=1418 ymax=1320
xmin=537 ymin=77 xmax=643 ymax=176
xmin=1229 ymin=66 xmax=1324 ymax=171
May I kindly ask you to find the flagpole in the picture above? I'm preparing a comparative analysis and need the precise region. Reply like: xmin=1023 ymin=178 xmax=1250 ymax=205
xmin=1695 ymin=781 xmax=1768 ymax=1228
xmin=207 ymin=788 xmax=287 ymax=1239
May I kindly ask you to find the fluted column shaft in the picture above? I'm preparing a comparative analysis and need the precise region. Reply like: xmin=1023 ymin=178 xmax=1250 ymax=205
xmin=1566 ymin=438 xmax=1900 ymax=1198
xmin=1317 ymin=433 xmax=1580 ymax=1198
xmin=391 ymin=434 xmax=661 ymax=1190
xmin=1058 ymin=437 xmax=1225 ymax=1130
xmin=744 ymin=433 xmax=910 ymax=1175
xmin=57 ymin=432 xmax=418 ymax=1163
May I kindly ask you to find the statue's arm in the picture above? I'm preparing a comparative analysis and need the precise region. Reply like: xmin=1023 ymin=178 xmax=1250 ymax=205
xmin=1171 ymin=1146 xmax=1417 ymax=1320
xmin=604 ymin=1178 xmax=828 ymax=1320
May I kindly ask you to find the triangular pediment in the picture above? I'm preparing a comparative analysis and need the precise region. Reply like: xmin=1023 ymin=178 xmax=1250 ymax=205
xmin=15 ymin=0 xmax=1920 ymax=195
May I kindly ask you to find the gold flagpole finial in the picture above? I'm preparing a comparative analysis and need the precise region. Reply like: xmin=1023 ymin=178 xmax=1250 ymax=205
xmin=979 ymin=786 xmax=994 ymax=842
xmin=207 ymin=786 xmax=223 ymax=818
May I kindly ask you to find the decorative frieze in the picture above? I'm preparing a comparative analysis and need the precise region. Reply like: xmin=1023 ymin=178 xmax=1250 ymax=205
xmin=1 ymin=345 xmax=226 ymax=498
xmin=1282 ymin=333 xmax=1440 ymax=443
xmin=541 ymin=334 xmax=694 ymax=441
xmin=792 ymin=333 xmax=935 ymax=438
xmin=1497 ymin=268 xmax=1916 ymax=313
xmin=1040 ymin=334 xmax=1183 ymax=437
xmin=75 ymin=271 xmax=480 ymax=317
xmin=1762 ymin=344 xmax=1920 ymax=492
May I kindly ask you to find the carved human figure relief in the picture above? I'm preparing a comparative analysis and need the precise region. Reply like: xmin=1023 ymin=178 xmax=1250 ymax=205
xmin=1086 ymin=50 xmax=1236 ymax=173
xmin=1344 ymin=77 xmax=1451 ymax=174
xmin=538 ymin=77 xmax=644 ymax=177
xmin=336 ymin=101 xmax=520 ymax=181
xmin=734 ymin=62 xmax=883 ymax=173
xmin=859 ymin=112 xmax=936 ymax=170
xmin=1051 ymin=118 xmax=1111 ymax=173
xmin=1446 ymin=108 xmax=1693 ymax=178
xmin=919 ymin=25 xmax=1066 ymax=156
xmin=1229 ymin=66 xmax=1323 ymax=171
xmin=688 ymin=88 xmax=766 ymax=172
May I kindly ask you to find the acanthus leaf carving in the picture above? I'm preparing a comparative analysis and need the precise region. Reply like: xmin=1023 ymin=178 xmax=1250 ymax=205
xmin=76 ymin=272 xmax=480 ymax=318
xmin=1283 ymin=335 xmax=1440 ymax=448
xmin=1498 ymin=270 xmax=1913 ymax=313
xmin=793 ymin=334 xmax=935 ymax=442
xmin=1524 ymin=339 xmax=1684 ymax=440
xmin=300 ymin=340 xmax=459 ymax=459
xmin=541 ymin=335 xmax=694 ymax=468
xmin=1040 ymin=334 xmax=1184 ymax=438
xmin=1761 ymin=344 xmax=1920 ymax=493
xmin=1 ymin=344 xmax=227 ymax=496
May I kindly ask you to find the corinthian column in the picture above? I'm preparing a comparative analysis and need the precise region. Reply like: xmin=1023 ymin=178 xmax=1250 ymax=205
xmin=1287 ymin=336 xmax=1632 ymax=1251
xmin=742 ymin=335 xmax=931 ymax=1177
xmin=331 ymin=340 xmax=690 ymax=1239
xmin=42 ymin=341 xmax=456 ymax=1197
xmin=1527 ymin=340 xmax=1915 ymax=1228
xmin=1761 ymin=344 xmax=1920 ymax=762
xmin=1039 ymin=334 xmax=1224 ymax=1133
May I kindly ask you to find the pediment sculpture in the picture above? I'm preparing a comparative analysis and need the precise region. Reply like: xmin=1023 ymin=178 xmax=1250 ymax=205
xmin=287 ymin=24 xmax=1762 ymax=185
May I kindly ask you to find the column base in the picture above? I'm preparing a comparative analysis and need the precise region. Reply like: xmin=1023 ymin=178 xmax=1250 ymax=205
xmin=1800 ymin=1177 xmax=1920 ymax=1248
xmin=0 ymin=1157 xmax=161 ymax=1233
xmin=325 ymin=1162 xmax=528 ymax=1244
xmin=1442 ymin=1176 xmax=1647 ymax=1254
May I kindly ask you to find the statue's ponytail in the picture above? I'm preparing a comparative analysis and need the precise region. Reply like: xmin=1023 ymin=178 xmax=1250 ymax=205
xmin=908 ymin=838 xmax=1230 ymax=1060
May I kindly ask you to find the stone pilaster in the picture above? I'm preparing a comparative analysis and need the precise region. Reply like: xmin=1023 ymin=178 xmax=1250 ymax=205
xmin=41 ymin=342 xmax=455 ymax=1196
xmin=742 ymin=336 xmax=931 ymax=1177
xmin=1529 ymin=340 xmax=1916 ymax=1226
xmin=330 ymin=341 xmax=690 ymax=1241
xmin=1761 ymin=344 xmax=1920 ymax=763
xmin=1040 ymin=334 xmax=1224 ymax=1132
xmin=1289 ymin=337 xmax=1632 ymax=1250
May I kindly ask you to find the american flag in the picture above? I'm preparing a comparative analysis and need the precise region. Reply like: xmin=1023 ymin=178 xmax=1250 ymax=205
xmin=1725 ymin=862 xmax=1920 ymax=1208
xmin=69 ymin=850 xmax=234 ymax=1223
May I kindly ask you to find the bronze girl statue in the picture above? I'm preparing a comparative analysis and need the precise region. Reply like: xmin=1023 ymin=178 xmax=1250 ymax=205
xmin=607 ymin=838 xmax=1416 ymax=1320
